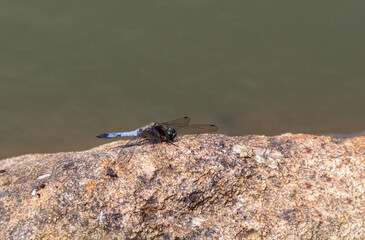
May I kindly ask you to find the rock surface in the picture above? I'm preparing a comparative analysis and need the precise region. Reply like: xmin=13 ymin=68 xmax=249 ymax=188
xmin=0 ymin=134 xmax=364 ymax=239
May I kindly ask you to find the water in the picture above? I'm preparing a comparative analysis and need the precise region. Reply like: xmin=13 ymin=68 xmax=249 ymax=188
xmin=1 ymin=1 xmax=365 ymax=159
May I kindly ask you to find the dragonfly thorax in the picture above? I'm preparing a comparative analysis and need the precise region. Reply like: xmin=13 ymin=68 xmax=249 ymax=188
xmin=152 ymin=123 xmax=177 ymax=142
xmin=138 ymin=123 xmax=177 ymax=142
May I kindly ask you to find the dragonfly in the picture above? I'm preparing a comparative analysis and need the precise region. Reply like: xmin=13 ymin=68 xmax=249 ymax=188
xmin=96 ymin=117 xmax=218 ymax=147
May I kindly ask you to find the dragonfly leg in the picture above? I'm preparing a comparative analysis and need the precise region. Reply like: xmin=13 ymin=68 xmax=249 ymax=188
xmin=166 ymin=140 xmax=177 ymax=147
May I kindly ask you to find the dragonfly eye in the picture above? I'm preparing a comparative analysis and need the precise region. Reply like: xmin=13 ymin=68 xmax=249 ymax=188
xmin=166 ymin=128 xmax=177 ymax=140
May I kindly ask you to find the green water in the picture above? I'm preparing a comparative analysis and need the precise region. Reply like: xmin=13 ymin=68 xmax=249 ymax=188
xmin=1 ymin=1 xmax=365 ymax=159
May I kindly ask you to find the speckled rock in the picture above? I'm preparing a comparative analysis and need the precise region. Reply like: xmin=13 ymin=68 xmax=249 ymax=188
xmin=0 ymin=134 xmax=364 ymax=239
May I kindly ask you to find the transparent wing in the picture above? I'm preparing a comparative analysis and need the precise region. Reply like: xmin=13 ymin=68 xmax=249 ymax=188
xmin=177 ymin=124 xmax=218 ymax=135
xmin=123 ymin=136 xmax=146 ymax=148
xmin=162 ymin=117 xmax=191 ymax=130
xmin=117 ymin=135 xmax=147 ymax=162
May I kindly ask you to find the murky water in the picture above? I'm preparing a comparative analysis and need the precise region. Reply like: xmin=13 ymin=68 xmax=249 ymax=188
xmin=1 ymin=1 xmax=365 ymax=159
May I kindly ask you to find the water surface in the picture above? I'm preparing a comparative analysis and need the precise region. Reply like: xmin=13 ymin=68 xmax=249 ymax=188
xmin=1 ymin=1 xmax=365 ymax=159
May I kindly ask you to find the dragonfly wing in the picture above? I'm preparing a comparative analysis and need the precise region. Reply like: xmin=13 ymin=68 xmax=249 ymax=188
xmin=177 ymin=124 xmax=218 ymax=135
xmin=161 ymin=117 xmax=191 ymax=130
xmin=117 ymin=135 xmax=147 ymax=162
xmin=122 ymin=135 xmax=146 ymax=148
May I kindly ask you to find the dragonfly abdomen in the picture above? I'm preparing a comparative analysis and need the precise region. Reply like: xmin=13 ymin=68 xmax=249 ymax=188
xmin=96 ymin=129 xmax=140 ymax=138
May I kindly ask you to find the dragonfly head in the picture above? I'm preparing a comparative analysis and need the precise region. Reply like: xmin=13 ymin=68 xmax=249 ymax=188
xmin=166 ymin=127 xmax=177 ymax=141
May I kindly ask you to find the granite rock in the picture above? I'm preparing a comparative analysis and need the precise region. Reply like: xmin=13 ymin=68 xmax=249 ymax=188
xmin=0 ymin=134 xmax=364 ymax=239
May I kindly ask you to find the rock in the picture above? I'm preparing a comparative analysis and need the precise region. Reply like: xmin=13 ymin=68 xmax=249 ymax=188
xmin=0 ymin=134 xmax=364 ymax=239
